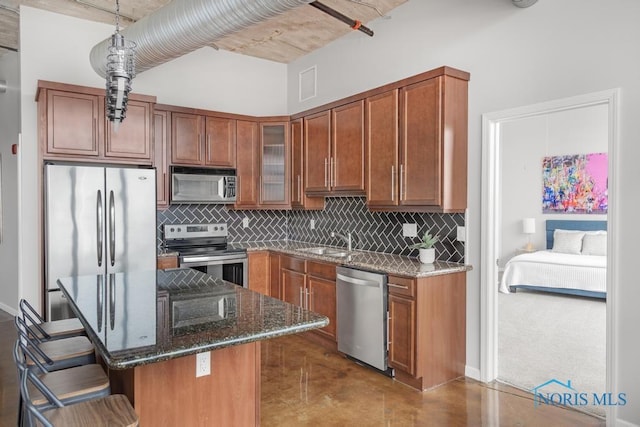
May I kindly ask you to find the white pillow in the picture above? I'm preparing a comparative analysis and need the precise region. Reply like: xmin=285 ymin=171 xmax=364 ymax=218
xmin=552 ymin=229 xmax=585 ymax=254
xmin=581 ymin=231 xmax=607 ymax=256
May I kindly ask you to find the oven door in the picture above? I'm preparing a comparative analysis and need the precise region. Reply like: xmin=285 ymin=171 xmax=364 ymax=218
xmin=180 ymin=253 xmax=247 ymax=288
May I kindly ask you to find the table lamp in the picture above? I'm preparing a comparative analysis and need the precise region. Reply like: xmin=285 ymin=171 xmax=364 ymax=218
xmin=522 ymin=218 xmax=536 ymax=251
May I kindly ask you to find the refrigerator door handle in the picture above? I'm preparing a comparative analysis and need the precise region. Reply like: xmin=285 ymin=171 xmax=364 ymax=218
xmin=97 ymin=274 xmax=104 ymax=332
xmin=109 ymin=274 xmax=116 ymax=331
xmin=109 ymin=190 xmax=115 ymax=267
xmin=96 ymin=190 xmax=103 ymax=267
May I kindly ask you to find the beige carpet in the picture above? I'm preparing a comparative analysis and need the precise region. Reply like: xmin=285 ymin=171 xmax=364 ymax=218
xmin=498 ymin=290 xmax=606 ymax=417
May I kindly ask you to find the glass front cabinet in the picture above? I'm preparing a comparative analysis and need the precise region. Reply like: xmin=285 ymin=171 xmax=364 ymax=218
xmin=259 ymin=122 xmax=290 ymax=207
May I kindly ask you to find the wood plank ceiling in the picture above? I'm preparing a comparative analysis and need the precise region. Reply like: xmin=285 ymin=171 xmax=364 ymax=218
xmin=0 ymin=0 xmax=406 ymax=63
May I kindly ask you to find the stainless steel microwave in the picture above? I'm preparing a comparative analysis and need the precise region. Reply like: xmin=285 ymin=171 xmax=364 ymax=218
xmin=170 ymin=166 xmax=236 ymax=204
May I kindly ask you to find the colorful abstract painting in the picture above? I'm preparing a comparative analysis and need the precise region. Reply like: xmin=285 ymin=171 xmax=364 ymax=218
xmin=542 ymin=153 xmax=608 ymax=214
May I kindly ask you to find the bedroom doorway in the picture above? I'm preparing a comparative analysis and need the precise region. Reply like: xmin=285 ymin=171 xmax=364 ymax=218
xmin=480 ymin=89 xmax=619 ymax=419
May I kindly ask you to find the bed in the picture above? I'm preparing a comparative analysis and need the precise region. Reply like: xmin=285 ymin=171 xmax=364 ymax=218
xmin=499 ymin=220 xmax=607 ymax=299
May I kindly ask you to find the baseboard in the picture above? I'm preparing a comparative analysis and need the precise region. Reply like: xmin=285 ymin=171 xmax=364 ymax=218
xmin=0 ymin=301 xmax=18 ymax=316
xmin=465 ymin=365 xmax=481 ymax=381
xmin=613 ymin=417 xmax=639 ymax=427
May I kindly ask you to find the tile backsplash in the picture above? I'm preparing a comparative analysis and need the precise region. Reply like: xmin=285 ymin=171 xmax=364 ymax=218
xmin=287 ymin=197 xmax=465 ymax=263
xmin=157 ymin=197 xmax=465 ymax=262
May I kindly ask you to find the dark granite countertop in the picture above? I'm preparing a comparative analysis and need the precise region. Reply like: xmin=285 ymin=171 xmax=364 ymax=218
xmin=57 ymin=269 xmax=328 ymax=369
xmin=230 ymin=241 xmax=472 ymax=278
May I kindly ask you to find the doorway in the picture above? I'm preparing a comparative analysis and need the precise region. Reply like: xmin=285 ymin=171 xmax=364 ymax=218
xmin=480 ymin=89 xmax=619 ymax=419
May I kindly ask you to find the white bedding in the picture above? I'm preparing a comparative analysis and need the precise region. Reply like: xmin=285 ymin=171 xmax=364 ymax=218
xmin=499 ymin=250 xmax=607 ymax=294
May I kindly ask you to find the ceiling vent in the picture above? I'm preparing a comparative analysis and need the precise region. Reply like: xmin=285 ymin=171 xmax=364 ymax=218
xmin=90 ymin=0 xmax=314 ymax=78
xmin=512 ymin=0 xmax=538 ymax=8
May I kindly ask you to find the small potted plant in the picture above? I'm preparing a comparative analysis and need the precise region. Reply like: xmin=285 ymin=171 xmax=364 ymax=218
xmin=409 ymin=230 xmax=439 ymax=264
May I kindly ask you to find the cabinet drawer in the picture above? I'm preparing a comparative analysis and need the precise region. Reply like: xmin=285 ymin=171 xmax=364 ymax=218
xmin=281 ymin=255 xmax=306 ymax=273
xmin=157 ymin=255 xmax=178 ymax=270
xmin=307 ymin=261 xmax=336 ymax=281
xmin=387 ymin=275 xmax=416 ymax=298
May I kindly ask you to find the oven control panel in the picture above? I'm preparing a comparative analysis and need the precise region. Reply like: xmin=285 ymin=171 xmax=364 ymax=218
xmin=164 ymin=223 xmax=228 ymax=239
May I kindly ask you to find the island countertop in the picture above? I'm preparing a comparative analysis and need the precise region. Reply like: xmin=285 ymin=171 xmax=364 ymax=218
xmin=58 ymin=268 xmax=329 ymax=370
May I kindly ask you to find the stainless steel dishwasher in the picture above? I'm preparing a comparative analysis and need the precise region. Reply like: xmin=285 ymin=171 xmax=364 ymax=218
xmin=336 ymin=266 xmax=389 ymax=372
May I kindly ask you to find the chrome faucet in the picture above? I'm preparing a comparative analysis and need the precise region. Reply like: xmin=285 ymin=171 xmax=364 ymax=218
xmin=331 ymin=231 xmax=354 ymax=251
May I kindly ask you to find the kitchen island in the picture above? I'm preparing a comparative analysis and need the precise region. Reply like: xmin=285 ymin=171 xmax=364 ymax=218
xmin=58 ymin=268 xmax=328 ymax=426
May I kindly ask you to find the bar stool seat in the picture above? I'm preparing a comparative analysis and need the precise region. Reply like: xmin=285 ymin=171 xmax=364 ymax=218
xmin=15 ymin=317 xmax=96 ymax=372
xmin=20 ymin=299 xmax=86 ymax=341
xmin=35 ymin=394 xmax=139 ymax=427
xmin=30 ymin=317 xmax=86 ymax=341
xmin=27 ymin=336 xmax=96 ymax=371
xmin=29 ymin=364 xmax=110 ymax=407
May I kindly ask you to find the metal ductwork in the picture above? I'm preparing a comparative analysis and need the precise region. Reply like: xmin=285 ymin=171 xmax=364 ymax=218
xmin=90 ymin=0 xmax=314 ymax=78
xmin=512 ymin=0 xmax=538 ymax=8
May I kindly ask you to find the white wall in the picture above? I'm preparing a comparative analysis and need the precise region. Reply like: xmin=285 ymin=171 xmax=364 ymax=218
xmin=286 ymin=0 xmax=640 ymax=423
xmin=18 ymin=6 xmax=288 ymax=313
xmin=500 ymin=104 xmax=608 ymax=265
xmin=0 ymin=51 xmax=20 ymax=314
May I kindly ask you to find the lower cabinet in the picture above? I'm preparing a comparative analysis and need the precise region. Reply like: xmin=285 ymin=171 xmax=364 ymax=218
xmin=388 ymin=272 xmax=466 ymax=391
xmin=307 ymin=261 xmax=337 ymax=341
xmin=247 ymin=251 xmax=270 ymax=296
xmin=279 ymin=255 xmax=337 ymax=343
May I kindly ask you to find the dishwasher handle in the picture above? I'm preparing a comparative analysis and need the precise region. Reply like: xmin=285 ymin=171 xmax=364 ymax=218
xmin=337 ymin=273 xmax=382 ymax=288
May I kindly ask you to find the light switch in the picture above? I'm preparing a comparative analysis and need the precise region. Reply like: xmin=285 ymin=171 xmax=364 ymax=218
xmin=310 ymin=219 xmax=315 ymax=230
xmin=403 ymin=223 xmax=418 ymax=237
xmin=243 ymin=217 xmax=250 ymax=228
xmin=457 ymin=226 xmax=466 ymax=242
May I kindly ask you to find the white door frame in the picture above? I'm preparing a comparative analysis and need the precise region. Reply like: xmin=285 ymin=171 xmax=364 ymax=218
xmin=480 ymin=89 xmax=620 ymax=422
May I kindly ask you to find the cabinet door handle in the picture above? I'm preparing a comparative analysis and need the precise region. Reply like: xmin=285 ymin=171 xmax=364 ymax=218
xmin=299 ymin=287 xmax=304 ymax=307
xmin=330 ymin=157 xmax=336 ymax=187
xmin=298 ymin=175 xmax=302 ymax=201
xmin=308 ymin=289 xmax=312 ymax=310
xmin=399 ymin=164 xmax=404 ymax=201
xmin=386 ymin=311 xmax=390 ymax=351
xmin=391 ymin=165 xmax=395 ymax=201
xmin=324 ymin=158 xmax=328 ymax=188
xmin=388 ymin=283 xmax=409 ymax=290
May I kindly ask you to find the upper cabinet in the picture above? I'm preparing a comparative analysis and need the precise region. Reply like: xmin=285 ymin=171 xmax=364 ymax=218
xmin=366 ymin=69 xmax=469 ymax=213
xmin=37 ymin=81 xmax=155 ymax=164
xmin=304 ymin=100 xmax=365 ymax=196
xmin=170 ymin=113 xmax=236 ymax=168
xmin=290 ymin=119 xmax=324 ymax=210
xmin=235 ymin=120 xmax=260 ymax=207
xmin=234 ymin=119 xmax=291 ymax=209
xmin=259 ymin=122 xmax=290 ymax=207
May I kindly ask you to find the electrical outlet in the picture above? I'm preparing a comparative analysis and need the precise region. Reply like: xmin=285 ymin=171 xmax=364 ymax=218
xmin=310 ymin=219 xmax=315 ymax=230
xmin=196 ymin=351 xmax=210 ymax=377
xmin=457 ymin=226 xmax=466 ymax=242
xmin=403 ymin=223 xmax=417 ymax=237
xmin=242 ymin=217 xmax=250 ymax=228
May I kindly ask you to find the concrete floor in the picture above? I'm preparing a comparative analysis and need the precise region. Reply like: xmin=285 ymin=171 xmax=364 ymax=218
xmin=1 ymin=310 xmax=604 ymax=426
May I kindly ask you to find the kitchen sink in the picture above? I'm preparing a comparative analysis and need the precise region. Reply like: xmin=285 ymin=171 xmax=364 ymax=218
xmin=298 ymin=247 xmax=350 ymax=257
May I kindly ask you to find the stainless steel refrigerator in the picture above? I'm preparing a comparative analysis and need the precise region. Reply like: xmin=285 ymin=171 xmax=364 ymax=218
xmin=45 ymin=164 xmax=156 ymax=320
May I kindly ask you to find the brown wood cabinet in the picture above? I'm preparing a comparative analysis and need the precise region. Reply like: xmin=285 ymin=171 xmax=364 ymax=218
xmin=248 ymin=251 xmax=271 ymax=296
xmin=278 ymin=255 xmax=337 ymax=343
xmin=170 ymin=113 xmax=236 ymax=168
xmin=157 ymin=254 xmax=178 ymax=270
xmin=307 ymin=261 xmax=337 ymax=341
xmin=235 ymin=120 xmax=260 ymax=207
xmin=154 ymin=109 xmax=170 ymax=208
xmin=37 ymin=81 xmax=155 ymax=165
xmin=259 ymin=122 xmax=290 ymax=207
xmin=290 ymin=118 xmax=324 ymax=210
xmin=366 ymin=71 xmax=468 ymax=213
xmin=304 ymin=101 xmax=365 ymax=196
xmin=387 ymin=272 xmax=466 ymax=391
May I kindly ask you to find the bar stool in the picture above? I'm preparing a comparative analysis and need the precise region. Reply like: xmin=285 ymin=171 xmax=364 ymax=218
xmin=16 ymin=343 xmax=138 ymax=427
xmin=15 ymin=316 xmax=96 ymax=372
xmin=14 ymin=340 xmax=111 ymax=426
xmin=19 ymin=299 xmax=86 ymax=341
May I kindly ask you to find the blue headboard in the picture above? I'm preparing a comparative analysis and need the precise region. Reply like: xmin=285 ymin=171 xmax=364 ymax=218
xmin=545 ymin=220 xmax=607 ymax=249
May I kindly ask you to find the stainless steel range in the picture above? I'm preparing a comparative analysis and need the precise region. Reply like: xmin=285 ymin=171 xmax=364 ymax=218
xmin=163 ymin=223 xmax=247 ymax=287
